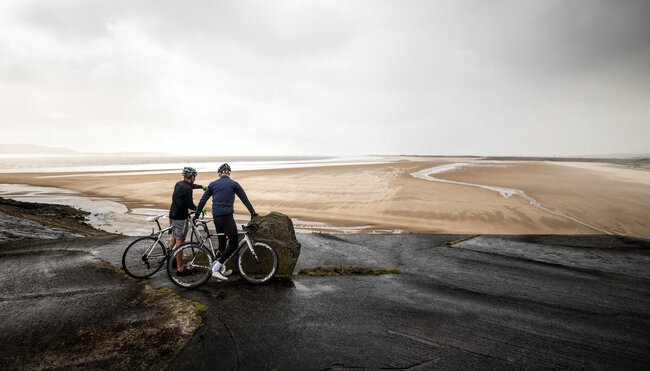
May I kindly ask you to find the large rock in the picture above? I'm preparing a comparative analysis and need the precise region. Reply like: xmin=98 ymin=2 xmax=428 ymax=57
xmin=249 ymin=211 xmax=301 ymax=277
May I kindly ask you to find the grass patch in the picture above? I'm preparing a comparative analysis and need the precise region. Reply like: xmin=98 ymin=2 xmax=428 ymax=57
xmin=93 ymin=259 xmax=208 ymax=367
xmin=299 ymin=265 xmax=401 ymax=277
xmin=93 ymin=261 xmax=207 ymax=322
xmin=155 ymin=287 xmax=207 ymax=328
xmin=93 ymin=260 xmax=132 ymax=279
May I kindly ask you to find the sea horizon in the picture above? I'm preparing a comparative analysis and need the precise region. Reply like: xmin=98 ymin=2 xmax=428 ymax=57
xmin=0 ymin=154 xmax=388 ymax=174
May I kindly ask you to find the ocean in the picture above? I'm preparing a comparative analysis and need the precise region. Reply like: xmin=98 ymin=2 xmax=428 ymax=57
xmin=0 ymin=155 xmax=386 ymax=175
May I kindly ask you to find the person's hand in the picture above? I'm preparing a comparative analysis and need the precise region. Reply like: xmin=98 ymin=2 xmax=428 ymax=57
xmin=202 ymin=185 xmax=207 ymax=191
xmin=251 ymin=212 xmax=259 ymax=219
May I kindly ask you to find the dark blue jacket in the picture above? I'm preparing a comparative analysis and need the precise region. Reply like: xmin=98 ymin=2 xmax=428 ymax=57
xmin=196 ymin=176 xmax=256 ymax=217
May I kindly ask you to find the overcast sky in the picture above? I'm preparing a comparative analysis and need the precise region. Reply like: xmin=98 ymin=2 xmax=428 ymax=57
xmin=1 ymin=0 xmax=649 ymax=156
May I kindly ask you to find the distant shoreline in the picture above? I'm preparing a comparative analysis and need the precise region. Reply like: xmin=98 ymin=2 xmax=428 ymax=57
xmin=0 ymin=154 xmax=379 ymax=174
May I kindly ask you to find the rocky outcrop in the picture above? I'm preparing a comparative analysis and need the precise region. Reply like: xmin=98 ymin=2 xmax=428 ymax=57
xmin=0 ymin=197 xmax=109 ymax=242
xmin=250 ymin=212 xmax=301 ymax=277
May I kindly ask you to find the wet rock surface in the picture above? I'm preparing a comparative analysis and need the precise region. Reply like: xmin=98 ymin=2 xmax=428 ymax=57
xmin=89 ymin=232 xmax=650 ymax=370
xmin=0 ymin=237 xmax=204 ymax=370
xmin=0 ymin=210 xmax=82 ymax=241
xmin=1 ymin=209 xmax=649 ymax=370
xmin=0 ymin=197 xmax=109 ymax=242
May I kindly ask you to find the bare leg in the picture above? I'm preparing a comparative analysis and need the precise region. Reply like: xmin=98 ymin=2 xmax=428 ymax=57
xmin=174 ymin=237 xmax=185 ymax=270
xmin=169 ymin=234 xmax=186 ymax=270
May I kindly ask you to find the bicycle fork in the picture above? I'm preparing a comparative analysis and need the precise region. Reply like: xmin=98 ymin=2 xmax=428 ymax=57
xmin=242 ymin=234 xmax=260 ymax=263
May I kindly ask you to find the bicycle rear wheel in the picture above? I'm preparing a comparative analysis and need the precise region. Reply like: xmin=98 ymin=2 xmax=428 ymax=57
xmin=167 ymin=243 xmax=214 ymax=289
xmin=238 ymin=241 xmax=278 ymax=285
xmin=122 ymin=236 xmax=166 ymax=279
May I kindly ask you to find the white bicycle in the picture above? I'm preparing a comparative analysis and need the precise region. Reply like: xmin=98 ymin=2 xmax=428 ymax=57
xmin=167 ymin=219 xmax=279 ymax=289
xmin=121 ymin=214 xmax=206 ymax=279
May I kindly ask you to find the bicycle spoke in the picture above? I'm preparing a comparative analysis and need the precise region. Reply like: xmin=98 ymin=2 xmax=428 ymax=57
xmin=167 ymin=243 xmax=213 ymax=289
xmin=238 ymin=242 xmax=278 ymax=284
xmin=122 ymin=236 xmax=166 ymax=279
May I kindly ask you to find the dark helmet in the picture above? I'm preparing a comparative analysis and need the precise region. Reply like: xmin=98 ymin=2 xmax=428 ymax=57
xmin=182 ymin=167 xmax=198 ymax=178
xmin=218 ymin=163 xmax=231 ymax=174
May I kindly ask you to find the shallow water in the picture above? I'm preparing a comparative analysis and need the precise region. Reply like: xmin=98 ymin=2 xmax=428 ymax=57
xmin=0 ymin=184 xmax=400 ymax=236
xmin=0 ymin=155 xmax=401 ymax=235
xmin=0 ymin=184 xmax=153 ymax=236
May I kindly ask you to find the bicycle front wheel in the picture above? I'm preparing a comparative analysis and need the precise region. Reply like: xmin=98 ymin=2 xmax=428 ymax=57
xmin=238 ymin=242 xmax=278 ymax=285
xmin=167 ymin=243 xmax=214 ymax=289
xmin=122 ymin=236 xmax=166 ymax=279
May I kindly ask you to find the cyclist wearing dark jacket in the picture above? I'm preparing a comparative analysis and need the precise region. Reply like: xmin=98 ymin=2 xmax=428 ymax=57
xmin=169 ymin=167 xmax=204 ymax=276
xmin=194 ymin=163 xmax=258 ymax=281
xmin=169 ymin=180 xmax=202 ymax=220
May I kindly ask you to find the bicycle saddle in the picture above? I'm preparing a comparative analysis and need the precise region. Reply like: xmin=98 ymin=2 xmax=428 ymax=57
xmin=147 ymin=214 xmax=166 ymax=222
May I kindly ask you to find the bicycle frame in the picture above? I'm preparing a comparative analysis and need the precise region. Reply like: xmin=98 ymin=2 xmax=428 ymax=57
xmin=190 ymin=219 xmax=260 ymax=264
xmin=141 ymin=215 xmax=207 ymax=262
xmin=140 ymin=223 xmax=171 ymax=262
xmin=238 ymin=233 xmax=260 ymax=262
xmin=188 ymin=219 xmax=218 ymax=253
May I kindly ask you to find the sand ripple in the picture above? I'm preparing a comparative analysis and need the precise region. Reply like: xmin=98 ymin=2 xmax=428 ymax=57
xmin=411 ymin=162 xmax=613 ymax=235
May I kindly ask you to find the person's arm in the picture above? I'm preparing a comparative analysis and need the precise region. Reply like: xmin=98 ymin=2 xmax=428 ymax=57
xmin=194 ymin=185 xmax=212 ymax=219
xmin=191 ymin=183 xmax=206 ymax=191
xmin=234 ymin=182 xmax=257 ymax=216
xmin=182 ymin=184 xmax=198 ymax=213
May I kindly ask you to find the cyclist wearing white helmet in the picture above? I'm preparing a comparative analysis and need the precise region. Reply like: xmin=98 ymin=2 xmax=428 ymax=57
xmin=195 ymin=163 xmax=258 ymax=281
xmin=169 ymin=167 xmax=204 ymax=276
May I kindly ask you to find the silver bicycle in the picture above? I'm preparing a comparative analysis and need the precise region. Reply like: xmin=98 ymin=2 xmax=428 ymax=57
xmin=166 ymin=219 xmax=279 ymax=289
xmin=121 ymin=214 xmax=204 ymax=279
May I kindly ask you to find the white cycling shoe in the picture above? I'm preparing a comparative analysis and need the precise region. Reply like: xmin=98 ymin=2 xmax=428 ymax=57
xmin=211 ymin=262 xmax=231 ymax=281
xmin=212 ymin=271 xmax=228 ymax=281
xmin=220 ymin=264 xmax=233 ymax=277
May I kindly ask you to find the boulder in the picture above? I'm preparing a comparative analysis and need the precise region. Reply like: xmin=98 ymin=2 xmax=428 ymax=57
xmin=249 ymin=211 xmax=301 ymax=277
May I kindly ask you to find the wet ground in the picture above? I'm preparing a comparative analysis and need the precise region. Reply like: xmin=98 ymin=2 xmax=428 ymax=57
xmin=170 ymin=233 xmax=650 ymax=370
xmin=2 ymin=230 xmax=648 ymax=370
xmin=0 ymin=237 xmax=204 ymax=370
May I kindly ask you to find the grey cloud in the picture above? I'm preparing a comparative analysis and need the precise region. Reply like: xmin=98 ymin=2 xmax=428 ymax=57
xmin=18 ymin=0 xmax=356 ymax=59
xmin=462 ymin=0 xmax=650 ymax=78
xmin=2 ymin=0 xmax=649 ymax=156
xmin=17 ymin=0 xmax=650 ymax=83
xmin=17 ymin=0 xmax=122 ymax=41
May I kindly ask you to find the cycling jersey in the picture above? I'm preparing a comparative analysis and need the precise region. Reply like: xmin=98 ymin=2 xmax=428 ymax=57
xmin=196 ymin=176 xmax=256 ymax=217
xmin=168 ymin=180 xmax=203 ymax=220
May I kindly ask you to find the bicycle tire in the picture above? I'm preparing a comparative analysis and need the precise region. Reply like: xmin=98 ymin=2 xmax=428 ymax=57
xmin=237 ymin=241 xmax=278 ymax=285
xmin=122 ymin=236 xmax=166 ymax=279
xmin=167 ymin=242 xmax=214 ymax=289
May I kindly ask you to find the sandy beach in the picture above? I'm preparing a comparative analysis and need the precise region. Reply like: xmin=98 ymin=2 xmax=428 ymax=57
xmin=0 ymin=156 xmax=648 ymax=237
